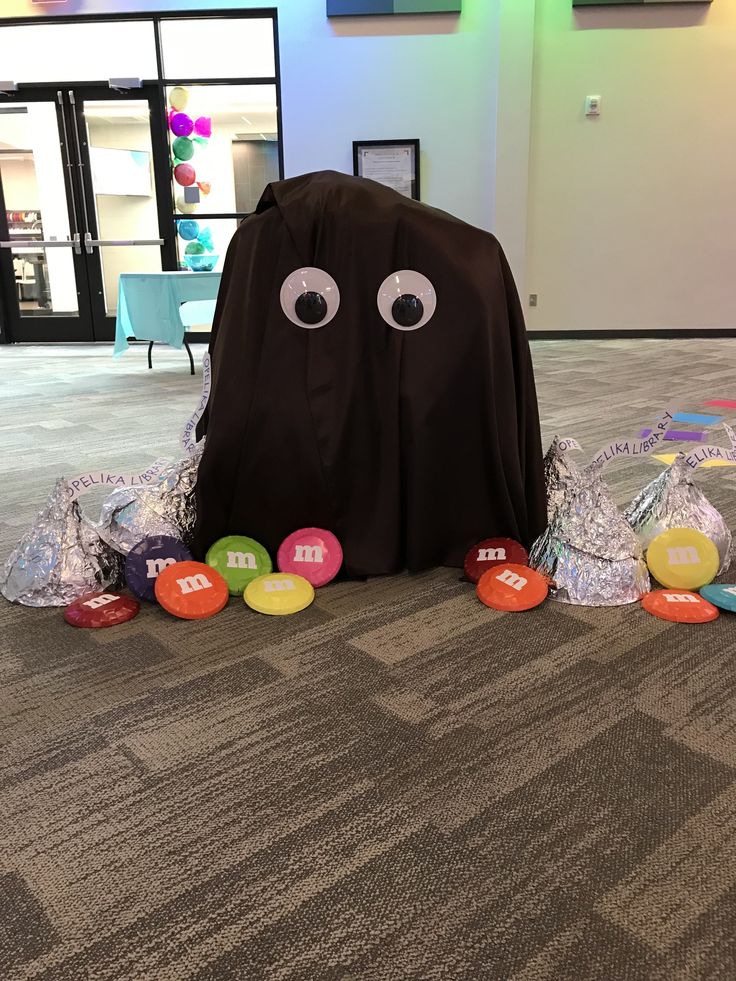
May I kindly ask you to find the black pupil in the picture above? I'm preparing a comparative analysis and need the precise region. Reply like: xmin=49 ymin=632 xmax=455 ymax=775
xmin=295 ymin=290 xmax=327 ymax=325
xmin=392 ymin=293 xmax=424 ymax=328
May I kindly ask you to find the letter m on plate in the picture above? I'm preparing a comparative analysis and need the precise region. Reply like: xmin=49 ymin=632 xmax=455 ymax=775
xmin=177 ymin=574 xmax=212 ymax=594
xmin=293 ymin=545 xmax=323 ymax=563
xmin=227 ymin=551 xmax=257 ymax=570
xmin=146 ymin=557 xmax=175 ymax=578
xmin=664 ymin=593 xmax=699 ymax=604
xmin=83 ymin=593 xmax=117 ymax=609
xmin=264 ymin=579 xmax=296 ymax=592
xmin=667 ymin=546 xmax=700 ymax=566
xmin=478 ymin=547 xmax=506 ymax=562
xmin=496 ymin=569 xmax=527 ymax=592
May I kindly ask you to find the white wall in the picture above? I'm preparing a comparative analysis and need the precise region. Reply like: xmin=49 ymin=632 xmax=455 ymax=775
xmin=0 ymin=0 xmax=502 ymax=233
xmin=525 ymin=0 xmax=736 ymax=332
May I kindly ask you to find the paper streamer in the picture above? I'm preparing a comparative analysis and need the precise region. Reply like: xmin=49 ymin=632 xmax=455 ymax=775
xmin=685 ymin=445 xmax=736 ymax=469
xmin=591 ymin=409 xmax=676 ymax=467
xmin=66 ymin=458 xmax=170 ymax=501
xmin=181 ymin=352 xmax=211 ymax=457
xmin=557 ymin=438 xmax=583 ymax=453
xmin=654 ymin=453 xmax=733 ymax=469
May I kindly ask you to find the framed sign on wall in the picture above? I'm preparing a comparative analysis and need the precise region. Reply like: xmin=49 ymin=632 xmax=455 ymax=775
xmin=573 ymin=1 xmax=710 ymax=6
xmin=328 ymin=1 xmax=461 ymax=15
xmin=353 ymin=140 xmax=420 ymax=200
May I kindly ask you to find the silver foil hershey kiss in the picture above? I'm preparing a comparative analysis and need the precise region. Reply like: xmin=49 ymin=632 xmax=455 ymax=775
xmin=625 ymin=454 xmax=732 ymax=574
xmin=1 ymin=478 xmax=122 ymax=607
xmin=530 ymin=461 xmax=650 ymax=606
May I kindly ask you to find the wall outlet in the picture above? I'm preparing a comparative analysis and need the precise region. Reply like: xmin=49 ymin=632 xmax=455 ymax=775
xmin=529 ymin=294 xmax=538 ymax=307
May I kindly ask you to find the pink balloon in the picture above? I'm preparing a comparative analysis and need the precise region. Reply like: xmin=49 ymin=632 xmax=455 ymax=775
xmin=170 ymin=112 xmax=194 ymax=137
xmin=174 ymin=163 xmax=196 ymax=187
xmin=194 ymin=116 xmax=212 ymax=138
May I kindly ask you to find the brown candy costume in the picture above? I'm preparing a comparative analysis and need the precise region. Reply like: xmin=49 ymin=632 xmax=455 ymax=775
xmin=193 ymin=171 xmax=546 ymax=575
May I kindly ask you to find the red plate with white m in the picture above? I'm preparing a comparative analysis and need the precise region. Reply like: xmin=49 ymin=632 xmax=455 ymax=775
xmin=642 ymin=589 xmax=719 ymax=623
xmin=476 ymin=563 xmax=548 ymax=612
xmin=64 ymin=591 xmax=139 ymax=628
xmin=464 ymin=538 xmax=528 ymax=583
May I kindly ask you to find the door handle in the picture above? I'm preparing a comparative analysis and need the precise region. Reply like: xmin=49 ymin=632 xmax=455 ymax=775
xmin=1 ymin=234 xmax=82 ymax=254
xmin=57 ymin=90 xmax=79 ymax=244
xmin=82 ymin=233 xmax=165 ymax=254
xmin=68 ymin=90 xmax=92 ymax=246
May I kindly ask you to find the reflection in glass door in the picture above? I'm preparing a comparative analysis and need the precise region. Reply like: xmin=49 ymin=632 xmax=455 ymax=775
xmin=0 ymin=86 xmax=167 ymax=343
xmin=0 ymin=96 xmax=88 ymax=340
xmin=81 ymin=97 xmax=164 ymax=325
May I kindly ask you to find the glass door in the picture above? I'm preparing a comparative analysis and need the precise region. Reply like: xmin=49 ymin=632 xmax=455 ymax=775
xmin=0 ymin=89 xmax=91 ymax=342
xmin=0 ymin=85 xmax=169 ymax=343
xmin=73 ymin=87 xmax=171 ymax=342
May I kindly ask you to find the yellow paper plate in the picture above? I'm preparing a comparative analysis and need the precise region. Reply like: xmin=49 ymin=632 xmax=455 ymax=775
xmin=646 ymin=527 xmax=720 ymax=590
xmin=243 ymin=573 xmax=315 ymax=616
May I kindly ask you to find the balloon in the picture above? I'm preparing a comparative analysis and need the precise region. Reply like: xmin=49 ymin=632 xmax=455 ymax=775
xmin=172 ymin=137 xmax=194 ymax=162
xmin=175 ymin=195 xmax=199 ymax=215
xmin=193 ymin=136 xmax=209 ymax=146
xmin=173 ymin=163 xmax=196 ymax=187
xmin=194 ymin=116 xmax=212 ymax=139
xmin=177 ymin=219 xmax=200 ymax=241
xmin=169 ymin=86 xmax=189 ymax=112
xmin=197 ymin=228 xmax=214 ymax=253
xmin=197 ymin=182 xmax=211 ymax=196
xmin=170 ymin=113 xmax=194 ymax=137
xmin=185 ymin=241 xmax=206 ymax=255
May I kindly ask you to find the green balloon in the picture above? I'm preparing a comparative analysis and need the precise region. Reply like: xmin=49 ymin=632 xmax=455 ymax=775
xmin=193 ymin=136 xmax=208 ymax=146
xmin=172 ymin=136 xmax=194 ymax=161
xmin=185 ymin=241 xmax=205 ymax=255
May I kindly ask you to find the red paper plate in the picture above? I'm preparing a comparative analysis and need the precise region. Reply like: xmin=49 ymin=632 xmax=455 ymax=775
xmin=476 ymin=563 xmax=548 ymax=612
xmin=64 ymin=592 xmax=139 ymax=628
xmin=464 ymin=538 xmax=529 ymax=583
xmin=155 ymin=561 xmax=229 ymax=620
xmin=642 ymin=589 xmax=719 ymax=623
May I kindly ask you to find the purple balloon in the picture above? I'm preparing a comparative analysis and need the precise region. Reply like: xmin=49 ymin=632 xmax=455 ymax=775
xmin=194 ymin=116 xmax=212 ymax=139
xmin=170 ymin=112 xmax=194 ymax=138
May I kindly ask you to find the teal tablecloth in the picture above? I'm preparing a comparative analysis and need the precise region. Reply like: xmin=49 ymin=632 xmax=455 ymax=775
xmin=114 ymin=271 xmax=222 ymax=355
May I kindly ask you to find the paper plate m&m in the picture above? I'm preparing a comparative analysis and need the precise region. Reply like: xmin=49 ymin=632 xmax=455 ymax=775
xmin=244 ymin=573 xmax=315 ymax=616
xmin=205 ymin=535 xmax=272 ymax=595
xmin=155 ymin=561 xmax=229 ymax=620
xmin=277 ymin=528 xmax=342 ymax=587
xmin=476 ymin=563 xmax=548 ymax=612
xmin=64 ymin=592 xmax=140 ymax=628
xmin=646 ymin=527 xmax=719 ymax=590
xmin=125 ymin=535 xmax=193 ymax=603
xmin=642 ymin=589 xmax=719 ymax=623
xmin=464 ymin=538 xmax=528 ymax=583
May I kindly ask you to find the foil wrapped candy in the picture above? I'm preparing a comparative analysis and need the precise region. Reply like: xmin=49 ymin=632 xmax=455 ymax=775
xmin=624 ymin=453 xmax=732 ymax=574
xmin=544 ymin=436 xmax=582 ymax=522
xmin=531 ymin=460 xmax=650 ymax=606
xmin=1 ymin=478 xmax=122 ymax=607
xmin=97 ymin=444 xmax=203 ymax=555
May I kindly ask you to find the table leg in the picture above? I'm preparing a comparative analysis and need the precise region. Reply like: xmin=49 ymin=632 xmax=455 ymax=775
xmin=147 ymin=341 xmax=154 ymax=370
xmin=184 ymin=340 xmax=195 ymax=375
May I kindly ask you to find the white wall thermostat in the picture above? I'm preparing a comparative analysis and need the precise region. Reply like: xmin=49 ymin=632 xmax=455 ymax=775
xmin=585 ymin=95 xmax=602 ymax=117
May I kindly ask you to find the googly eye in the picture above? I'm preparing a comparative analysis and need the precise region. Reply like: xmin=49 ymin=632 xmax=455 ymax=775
xmin=377 ymin=270 xmax=436 ymax=332
xmin=280 ymin=267 xmax=340 ymax=329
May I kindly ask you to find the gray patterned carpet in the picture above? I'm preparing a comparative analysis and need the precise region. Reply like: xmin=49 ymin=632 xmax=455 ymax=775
xmin=1 ymin=339 xmax=736 ymax=981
